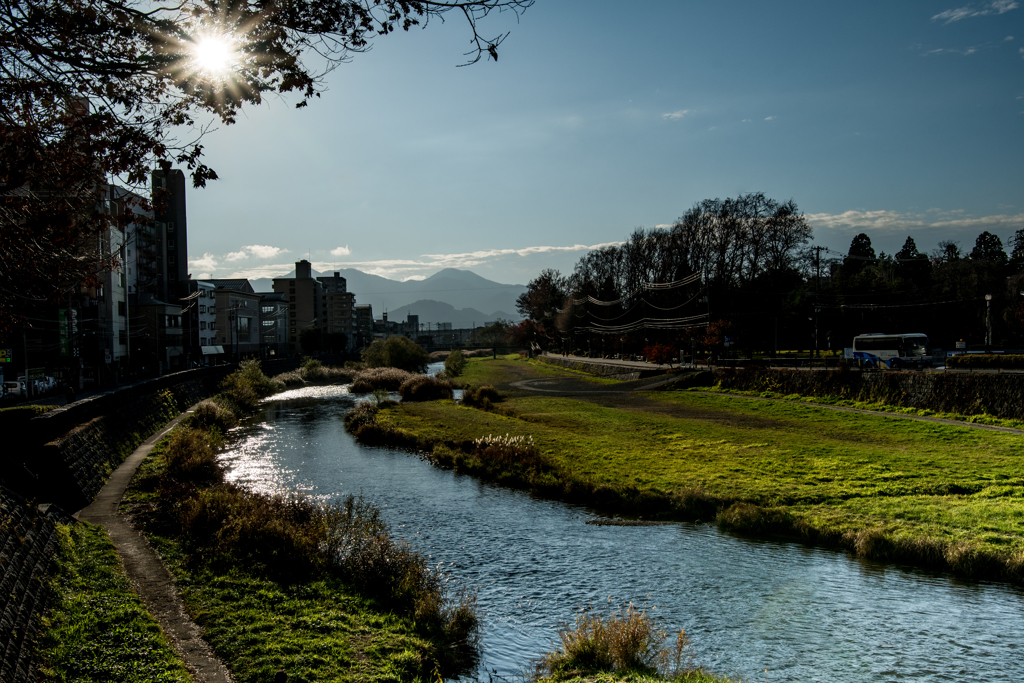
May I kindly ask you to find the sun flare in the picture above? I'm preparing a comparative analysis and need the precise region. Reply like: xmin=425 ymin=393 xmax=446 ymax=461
xmin=192 ymin=34 xmax=237 ymax=75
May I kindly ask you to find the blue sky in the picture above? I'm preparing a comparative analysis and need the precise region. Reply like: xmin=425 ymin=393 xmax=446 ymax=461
xmin=187 ymin=0 xmax=1024 ymax=286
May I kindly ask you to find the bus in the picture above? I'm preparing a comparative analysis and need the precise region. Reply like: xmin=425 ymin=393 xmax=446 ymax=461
xmin=850 ymin=333 xmax=930 ymax=369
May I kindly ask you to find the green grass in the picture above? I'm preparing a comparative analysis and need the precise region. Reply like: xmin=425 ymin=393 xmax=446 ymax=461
xmin=131 ymin=531 xmax=440 ymax=683
xmin=457 ymin=355 xmax=624 ymax=389
xmin=370 ymin=361 xmax=1024 ymax=582
xmin=35 ymin=523 xmax=192 ymax=683
xmin=121 ymin=424 xmax=472 ymax=682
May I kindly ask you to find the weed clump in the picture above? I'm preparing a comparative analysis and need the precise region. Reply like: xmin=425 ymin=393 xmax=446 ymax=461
xmin=473 ymin=433 xmax=542 ymax=467
xmin=351 ymin=367 xmax=416 ymax=393
xmin=537 ymin=603 xmax=696 ymax=680
xmin=461 ymin=385 xmax=503 ymax=410
xmin=399 ymin=375 xmax=453 ymax=402
xmin=188 ymin=400 xmax=237 ymax=434
xmin=218 ymin=360 xmax=282 ymax=412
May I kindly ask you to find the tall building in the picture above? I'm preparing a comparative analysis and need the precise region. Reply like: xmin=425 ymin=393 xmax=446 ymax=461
xmin=208 ymin=279 xmax=261 ymax=359
xmin=273 ymin=260 xmax=321 ymax=354
xmin=150 ymin=169 xmax=189 ymax=302
xmin=257 ymin=292 xmax=289 ymax=357
xmin=317 ymin=271 xmax=355 ymax=351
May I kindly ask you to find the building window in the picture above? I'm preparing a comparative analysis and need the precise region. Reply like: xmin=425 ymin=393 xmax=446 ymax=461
xmin=200 ymin=321 xmax=207 ymax=330
xmin=209 ymin=322 xmax=216 ymax=331
xmin=118 ymin=301 xmax=126 ymax=316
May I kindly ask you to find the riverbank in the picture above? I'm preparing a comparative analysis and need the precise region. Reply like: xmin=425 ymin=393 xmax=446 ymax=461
xmin=112 ymin=364 xmax=479 ymax=682
xmin=350 ymin=357 xmax=1024 ymax=585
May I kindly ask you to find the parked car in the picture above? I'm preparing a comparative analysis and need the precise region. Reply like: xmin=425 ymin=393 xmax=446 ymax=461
xmin=3 ymin=380 xmax=25 ymax=396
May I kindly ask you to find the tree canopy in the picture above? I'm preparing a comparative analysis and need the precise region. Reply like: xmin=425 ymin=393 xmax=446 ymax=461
xmin=0 ymin=0 xmax=533 ymax=335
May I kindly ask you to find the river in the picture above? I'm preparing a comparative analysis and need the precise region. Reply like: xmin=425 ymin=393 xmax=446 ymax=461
xmin=218 ymin=381 xmax=1024 ymax=682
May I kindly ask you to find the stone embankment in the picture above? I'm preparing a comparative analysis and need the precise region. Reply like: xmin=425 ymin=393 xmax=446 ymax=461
xmin=0 ymin=492 xmax=73 ymax=683
xmin=538 ymin=354 xmax=669 ymax=380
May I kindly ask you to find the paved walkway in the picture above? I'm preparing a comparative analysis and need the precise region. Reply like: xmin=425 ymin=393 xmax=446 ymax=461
xmin=77 ymin=407 xmax=235 ymax=683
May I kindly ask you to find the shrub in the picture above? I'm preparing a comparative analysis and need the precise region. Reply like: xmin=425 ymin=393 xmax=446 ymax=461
xmin=351 ymin=366 xmax=416 ymax=393
xmin=538 ymin=604 xmax=694 ymax=678
xmin=399 ymin=375 xmax=453 ymax=402
xmin=344 ymin=403 xmax=380 ymax=431
xmin=461 ymin=385 xmax=503 ymax=411
xmin=444 ymin=349 xmax=466 ymax=377
xmin=362 ymin=336 xmax=431 ymax=373
xmin=188 ymin=400 xmax=237 ymax=434
xmin=642 ymin=343 xmax=676 ymax=365
xmin=161 ymin=427 xmax=224 ymax=488
xmin=219 ymin=360 xmax=282 ymax=412
xmin=301 ymin=357 xmax=326 ymax=381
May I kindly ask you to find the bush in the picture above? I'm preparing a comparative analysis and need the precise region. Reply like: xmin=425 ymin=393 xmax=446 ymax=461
xmin=643 ymin=343 xmax=676 ymax=365
xmin=301 ymin=357 xmax=326 ymax=381
xmin=538 ymin=603 xmax=694 ymax=678
xmin=188 ymin=400 xmax=237 ymax=434
xmin=351 ymin=366 xmax=416 ymax=393
xmin=444 ymin=349 xmax=466 ymax=377
xmin=462 ymin=385 xmax=502 ymax=409
xmin=219 ymin=360 xmax=282 ymax=412
xmin=399 ymin=375 xmax=453 ymax=402
xmin=362 ymin=336 xmax=431 ymax=373
xmin=161 ymin=427 xmax=225 ymax=488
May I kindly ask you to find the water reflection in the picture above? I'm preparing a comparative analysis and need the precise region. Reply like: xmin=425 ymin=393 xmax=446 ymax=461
xmin=219 ymin=385 xmax=1024 ymax=682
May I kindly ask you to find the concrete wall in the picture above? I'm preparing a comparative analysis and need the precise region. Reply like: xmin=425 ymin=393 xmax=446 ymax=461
xmin=537 ymin=355 xmax=659 ymax=380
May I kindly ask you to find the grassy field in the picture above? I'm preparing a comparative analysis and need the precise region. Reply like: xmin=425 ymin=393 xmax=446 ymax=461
xmin=34 ymin=523 xmax=192 ymax=683
xmin=371 ymin=357 xmax=1024 ymax=582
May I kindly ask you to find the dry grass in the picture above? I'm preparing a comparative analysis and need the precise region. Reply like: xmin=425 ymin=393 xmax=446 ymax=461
xmin=537 ymin=604 xmax=696 ymax=680
xmin=399 ymin=375 xmax=453 ymax=402
xmin=351 ymin=367 xmax=417 ymax=393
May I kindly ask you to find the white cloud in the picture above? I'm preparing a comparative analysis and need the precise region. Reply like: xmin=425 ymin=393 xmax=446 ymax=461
xmin=1006 ymin=35 xmax=1015 ymax=40
xmin=741 ymin=118 xmax=752 ymax=123
xmin=764 ymin=116 xmax=776 ymax=121
xmin=245 ymin=245 xmax=287 ymax=259
xmin=190 ymin=252 xmax=218 ymax=271
xmin=331 ymin=245 xmax=352 ymax=256
xmin=808 ymin=209 xmax=1024 ymax=234
xmin=662 ymin=109 xmax=690 ymax=120
xmin=402 ymin=275 xmax=427 ymax=282
xmin=932 ymin=1 xmax=1018 ymax=23
xmin=223 ymin=244 xmax=288 ymax=261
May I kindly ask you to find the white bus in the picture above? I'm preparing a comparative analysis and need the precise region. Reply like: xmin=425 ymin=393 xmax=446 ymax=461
xmin=850 ymin=333 xmax=930 ymax=369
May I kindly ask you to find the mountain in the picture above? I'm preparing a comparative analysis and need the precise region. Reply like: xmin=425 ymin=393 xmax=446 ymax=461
xmin=247 ymin=267 xmax=526 ymax=324
xmin=386 ymin=300 xmax=518 ymax=328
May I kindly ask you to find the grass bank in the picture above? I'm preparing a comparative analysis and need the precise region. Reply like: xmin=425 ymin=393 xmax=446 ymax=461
xmin=348 ymin=359 xmax=1024 ymax=585
xmin=34 ymin=522 xmax=192 ymax=683
xmin=118 ymin=362 xmax=478 ymax=682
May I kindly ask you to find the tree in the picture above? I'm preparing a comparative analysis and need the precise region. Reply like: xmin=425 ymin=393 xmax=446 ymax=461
xmin=516 ymin=269 xmax=568 ymax=323
xmin=444 ymin=349 xmax=466 ymax=377
xmin=477 ymin=320 xmax=511 ymax=345
xmin=842 ymin=233 xmax=876 ymax=277
xmin=971 ymin=231 xmax=1008 ymax=269
xmin=361 ymin=336 xmax=430 ymax=373
xmin=1008 ymin=229 xmax=1024 ymax=275
xmin=0 ymin=0 xmax=533 ymax=336
xmin=895 ymin=236 xmax=930 ymax=286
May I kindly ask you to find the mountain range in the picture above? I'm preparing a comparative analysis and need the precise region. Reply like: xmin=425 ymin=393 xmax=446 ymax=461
xmin=248 ymin=268 xmax=526 ymax=326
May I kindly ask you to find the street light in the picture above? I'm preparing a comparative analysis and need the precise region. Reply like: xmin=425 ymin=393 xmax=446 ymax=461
xmin=985 ymin=294 xmax=993 ymax=348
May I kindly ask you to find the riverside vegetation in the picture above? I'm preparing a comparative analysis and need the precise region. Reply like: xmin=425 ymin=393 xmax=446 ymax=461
xmin=35 ymin=360 xmax=479 ymax=683
xmin=346 ymin=356 xmax=1024 ymax=585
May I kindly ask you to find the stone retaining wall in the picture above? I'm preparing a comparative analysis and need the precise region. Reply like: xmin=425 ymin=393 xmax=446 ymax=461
xmin=0 ymin=488 xmax=73 ymax=683
xmin=538 ymin=356 xmax=656 ymax=380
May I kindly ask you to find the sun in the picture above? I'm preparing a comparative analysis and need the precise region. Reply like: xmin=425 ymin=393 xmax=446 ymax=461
xmin=191 ymin=34 xmax=237 ymax=76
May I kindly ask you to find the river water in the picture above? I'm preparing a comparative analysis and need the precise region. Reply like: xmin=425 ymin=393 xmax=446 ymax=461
xmin=219 ymin=382 xmax=1024 ymax=682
